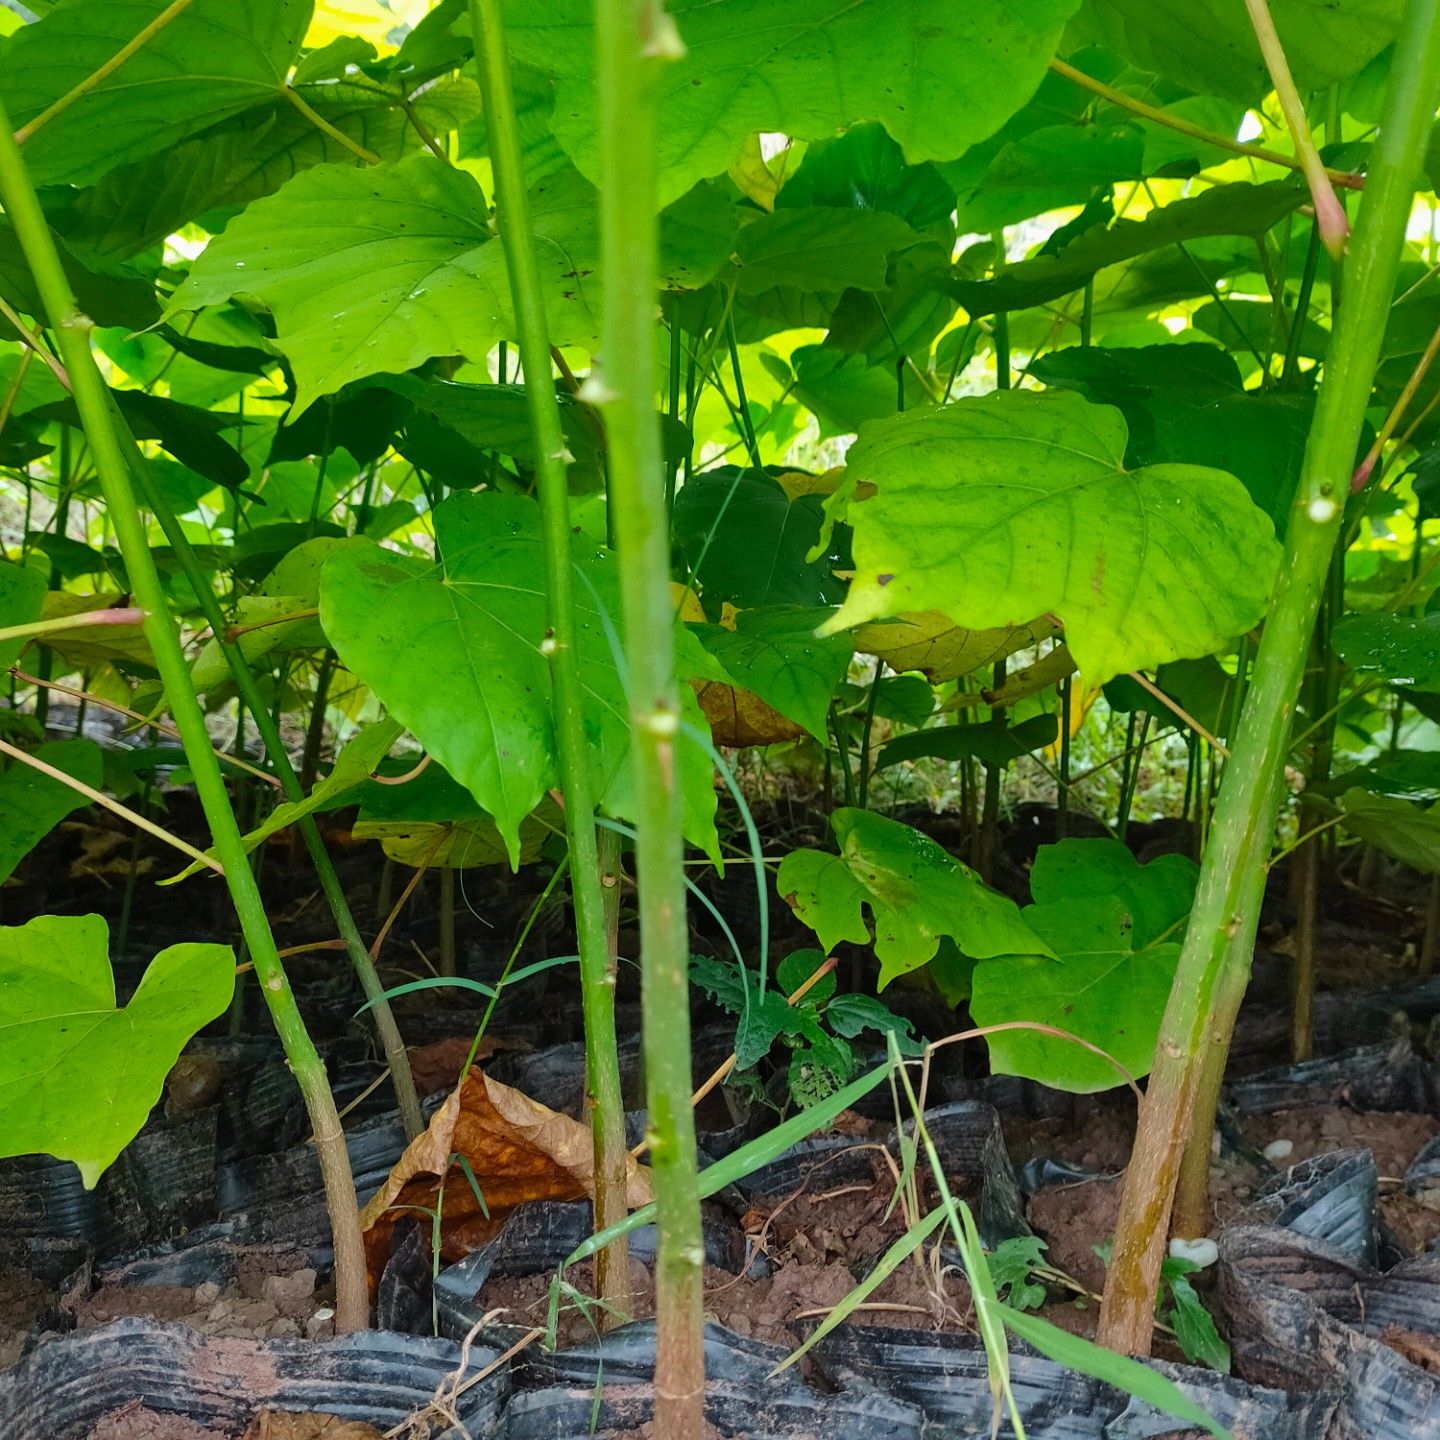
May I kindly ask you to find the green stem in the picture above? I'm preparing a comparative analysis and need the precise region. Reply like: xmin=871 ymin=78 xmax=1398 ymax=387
xmin=469 ymin=0 xmax=631 ymax=1312
xmin=856 ymin=661 xmax=884 ymax=811
xmin=594 ymin=0 xmax=705 ymax=1430
xmin=1097 ymin=3 xmax=1440 ymax=1353
xmin=122 ymin=444 xmax=423 ymax=1143
xmin=1057 ymin=673 xmax=1073 ymax=839
xmin=0 ymin=100 xmax=370 ymax=1333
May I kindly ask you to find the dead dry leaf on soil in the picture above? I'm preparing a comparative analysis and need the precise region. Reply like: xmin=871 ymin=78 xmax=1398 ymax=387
xmin=359 ymin=1069 xmax=653 ymax=1278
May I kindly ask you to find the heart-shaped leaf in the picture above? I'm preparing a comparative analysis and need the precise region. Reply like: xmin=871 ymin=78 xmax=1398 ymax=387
xmin=321 ymin=492 xmax=718 ymax=865
xmin=0 ymin=914 xmax=234 ymax=1186
xmin=822 ymin=390 xmax=1280 ymax=683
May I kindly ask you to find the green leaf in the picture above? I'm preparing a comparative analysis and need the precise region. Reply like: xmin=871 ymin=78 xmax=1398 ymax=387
xmin=1320 ymin=750 xmax=1440 ymax=803
xmin=787 ymin=1033 xmax=854 ymax=1108
xmin=0 ymin=220 xmax=159 ymax=331
xmin=776 ymin=948 xmax=835 ymax=1005
xmin=0 ymin=0 xmax=309 ymax=187
xmin=825 ymin=992 xmax=924 ymax=1057
xmin=168 ymin=156 xmax=736 ymax=414
xmin=953 ymin=124 xmax=1143 ymax=236
xmin=320 ymin=492 xmax=718 ymax=866
xmin=505 ymin=0 xmax=1080 ymax=205
xmin=987 ymin=1235 xmax=1050 ymax=1312
xmin=690 ymin=953 xmax=746 ymax=1014
xmin=1000 ymin=1305 xmax=1230 ymax=1438
xmin=59 ymin=75 xmax=482 ymax=260
xmin=1029 ymin=837 xmax=1198 ymax=947
xmin=0 ymin=914 xmax=234 ymax=1187
xmin=776 ymin=807 xmax=1046 ymax=991
xmin=876 ymin=713 xmax=1059 ymax=772
xmin=947 ymin=182 xmax=1305 ymax=318
xmin=376 ymin=373 xmax=605 ymax=468
xmin=1029 ymin=344 xmax=1312 ymax=532
xmin=822 ymin=390 xmax=1280 ymax=684
xmin=778 ymin=123 xmax=957 ymax=234
xmin=1082 ymin=0 xmax=1404 ymax=102
xmin=674 ymin=471 xmax=849 ymax=611
xmin=0 ymin=558 xmax=47 ymax=670
xmin=736 ymin=990 xmax=814 ymax=1070
xmin=970 ymin=894 xmax=1182 ymax=1091
xmin=0 ymin=739 xmax=104 ymax=885
xmin=1332 ymin=612 xmax=1440 ymax=691
xmin=733 ymin=209 xmax=921 ymax=294
xmin=691 ymin=608 xmax=852 ymax=742
xmin=1167 ymin=1270 xmax=1231 ymax=1372
xmin=1336 ymin=789 xmax=1440 ymax=873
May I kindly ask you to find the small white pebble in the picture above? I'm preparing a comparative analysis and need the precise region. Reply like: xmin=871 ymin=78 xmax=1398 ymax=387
xmin=1169 ymin=1236 xmax=1219 ymax=1270
xmin=1263 ymin=1138 xmax=1294 ymax=1163
xmin=311 ymin=1306 xmax=335 ymax=1322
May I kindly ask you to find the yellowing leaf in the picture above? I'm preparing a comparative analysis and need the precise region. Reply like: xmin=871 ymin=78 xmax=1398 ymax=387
xmin=728 ymin=134 xmax=782 ymax=212
xmin=853 ymin=611 xmax=1058 ymax=683
xmin=694 ymin=680 xmax=806 ymax=746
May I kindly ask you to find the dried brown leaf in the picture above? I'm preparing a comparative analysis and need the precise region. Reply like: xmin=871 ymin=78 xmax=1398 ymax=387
xmin=359 ymin=1070 xmax=653 ymax=1279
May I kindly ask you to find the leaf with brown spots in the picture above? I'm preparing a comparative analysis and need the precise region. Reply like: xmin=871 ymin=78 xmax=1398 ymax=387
xmin=359 ymin=1070 xmax=653 ymax=1278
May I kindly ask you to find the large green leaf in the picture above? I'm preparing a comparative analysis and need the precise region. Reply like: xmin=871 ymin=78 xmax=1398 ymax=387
xmin=0 ymin=739 xmax=104 ymax=885
xmin=690 ymin=608 xmax=853 ymax=742
xmin=0 ymin=558 xmax=47 ymax=670
xmin=1332 ymin=613 xmax=1440 ymax=692
xmin=1029 ymin=344 xmax=1312 ymax=532
xmin=320 ymin=492 xmax=718 ymax=865
xmin=970 ymin=893 xmax=1183 ymax=1091
xmin=505 ymin=0 xmax=1079 ymax=204
xmin=776 ymin=807 xmax=1046 ymax=990
xmin=1029 ymin=837 xmax=1198 ymax=947
xmin=58 ymin=76 xmax=482 ymax=260
xmin=1337 ymin=789 xmax=1440 ymax=873
xmin=0 ymin=914 xmax=233 ymax=1186
xmin=821 ymin=390 xmax=1281 ymax=684
xmin=778 ymin=124 xmax=958 ymax=235
xmin=732 ymin=209 xmax=921 ymax=295
xmin=0 ymin=0 xmax=310 ymax=187
xmin=948 ymin=182 xmax=1305 ymax=317
xmin=952 ymin=124 xmax=1144 ymax=236
xmin=168 ymin=157 xmax=735 ymax=414
xmin=674 ymin=470 xmax=849 ymax=612
xmin=1080 ymin=0 xmax=1405 ymax=103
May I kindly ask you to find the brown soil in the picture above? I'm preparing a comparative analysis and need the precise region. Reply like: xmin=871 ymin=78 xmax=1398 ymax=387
xmin=241 ymin=1413 xmax=385 ymax=1440
xmin=85 ymin=1408 xmax=383 ymax=1440
xmin=0 ymin=1265 xmax=55 ymax=1368
xmin=1006 ymin=1094 xmax=1137 ymax=1172
xmin=72 ymin=1264 xmax=334 ymax=1342
xmin=1240 ymin=1107 xmax=1440 ymax=1255
xmin=87 ymin=1404 xmax=231 ymax=1440
xmin=1239 ymin=1108 xmax=1438 ymax=1179
xmin=480 ymin=1253 xmax=974 ymax=1351
xmin=1026 ymin=1177 xmax=1123 ymax=1294
xmin=1380 ymin=1327 xmax=1440 ymax=1373
xmin=1380 ymin=1189 xmax=1440 ymax=1254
